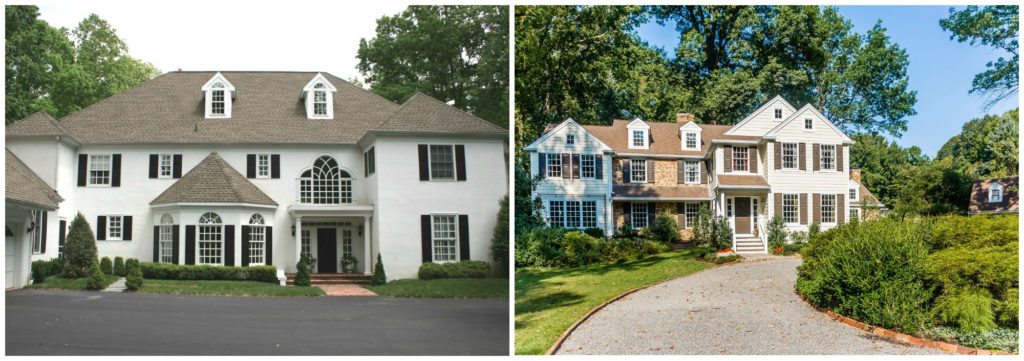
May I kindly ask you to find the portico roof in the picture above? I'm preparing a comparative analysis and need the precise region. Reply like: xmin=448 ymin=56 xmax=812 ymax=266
xmin=288 ymin=204 xmax=374 ymax=218
xmin=151 ymin=152 xmax=277 ymax=207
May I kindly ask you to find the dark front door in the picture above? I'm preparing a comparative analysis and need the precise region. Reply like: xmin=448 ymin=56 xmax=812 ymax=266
xmin=316 ymin=228 xmax=337 ymax=273
xmin=734 ymin=197 xmax=751 ymax=234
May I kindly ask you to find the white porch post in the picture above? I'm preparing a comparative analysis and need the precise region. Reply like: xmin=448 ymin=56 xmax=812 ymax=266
xmin=363 ymin=215 xmax=372 ymax=275
xmin=294 ymin=217 xmax=302 ymax=271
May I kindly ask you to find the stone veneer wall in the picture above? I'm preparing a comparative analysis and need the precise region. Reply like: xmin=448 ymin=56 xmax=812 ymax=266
xmin=654 ymin=160 xmax=676 ymax=186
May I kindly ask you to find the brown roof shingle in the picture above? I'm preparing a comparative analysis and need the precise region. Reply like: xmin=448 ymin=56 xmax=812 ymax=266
xmin=969 ymin=176 xmax=1019 ymax=214
xmin=375 ymin=92 xmax=506 ymax=135
xmin=717 ymin=175 xmax=770 ymax=188
xmin=6 ymin=111 xmax=67 ymax=137
xmin=613 ymin=184 xmax=711 ymax=199
xmin=6 ymin=149 xmax=63 ymax=209
xmin=580 ymin=119 xmax=759 ymax=156
xmin=150 ymin=152 xmax=276 ymax=206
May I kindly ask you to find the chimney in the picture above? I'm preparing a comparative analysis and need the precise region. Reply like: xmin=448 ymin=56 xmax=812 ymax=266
xmin=675 ymin=113 xmax=695 ymax=123
xmin=850 ymin=168 xmax=862 ymax=182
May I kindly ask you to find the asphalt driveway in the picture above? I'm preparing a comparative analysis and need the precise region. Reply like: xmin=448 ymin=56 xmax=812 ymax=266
xmin=6 ymin=290 xmax=508 ymax=355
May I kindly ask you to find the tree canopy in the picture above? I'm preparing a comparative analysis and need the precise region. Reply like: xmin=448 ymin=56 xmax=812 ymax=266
xmin=357 ymin=5 xmax=508 ymax=127
xmin=936 ymin=108 xmax=1019 ymax=180
xmin=940 ymin=5 xmax=1019 ymax=108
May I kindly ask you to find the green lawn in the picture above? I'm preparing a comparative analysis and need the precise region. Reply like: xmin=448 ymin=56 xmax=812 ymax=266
xmin=515 ymin=249 xmax=712 ymax=355
xmin=368 ymin=278 xmax=509 ymax=299
xmin=27 ymin=275 xmax=120 ymax=291
xmin=138 ymin=280 xmax=325 ymax=297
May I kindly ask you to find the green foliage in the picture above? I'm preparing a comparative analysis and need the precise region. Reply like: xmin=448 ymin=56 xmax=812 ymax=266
xmin=99 ymin=257 xmax=112 ymax=275
xmin=711 ymin=216 xmax=732 ymax=250
xmin=928 ymin=214 xmax=1018 ymax=249
xmin=113 ymin=256 xmax=125 ymax=276
xmin=925 ymin=241 xmax=1018 ymax=330
xmin=789 ymin=231 xmax=808 ymax=244
xmin=490 ymin=196 xmax=509 ymax=277
xmin=923 ymin=326 xmax=1019 ymax=353
xmin=582 ymin=228 xmax=605 ymax=239
xmin=418 ymin=263 xmax=446 ymax=280
xmin=940 ymin=6 xmax=1019 ymax=108
xmin=418 ymin=260 xmax=492 ymax=280
xmin=995 ymin=288 xmax=1017 ymax=326
xmin=61 ymin=213 xmax=98 ymax=278
xmin=125 ymin=258 xmax=139 ymax=274
xmin=85 ymin=259 xmax=105 ymax=290
xmin=936 ymin=108 xmax=1019 ymax=179
xmin=295 ymin=254 xmax=312 ymax=286
xmin=808 ymin=222 xmax=820 ymax=239
xmin=691 ymin=205 xmax=713 ymax=245
xmin=767 ymin=216 xmax=787 ymax=250
xmin=650 ymin=211 xmax=680 ymax=243
xmin=890 ymin=157 xmax=973 ymax=216
xmin=515 ymin=227 xmax=669 ymax=268
xmin=358 ymin=6 xmax=508 ymax=127
xmin=693 ymin=245 xmax=716 ymax=260
xmin=849 ymin=133 xmax=928 ymax=205
xmin=713 ymin=255 xmax=743 ymax=265
xmin=139 ymin=263 xmax=279 ymax=283
xmin=372 ymin=253 xmax=387 ymax=285
xmin=31 ymin=259 xmax=60 ymax=284
xmin=932 ymin=289 xmax=997 ymax=333
xmin=616 ymin=222 xmax=639 ymax=238
xmin=125 ymin=265 xmax=143 ymax=291
xmin=513 ymin=153 xmax=546 ymax=236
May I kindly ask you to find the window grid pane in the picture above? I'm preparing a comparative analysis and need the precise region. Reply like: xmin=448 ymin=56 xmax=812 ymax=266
xmin=300 ymin=230 xmax=311 ymax=259
xmin=631 ymin=202 xmax=648 ymax=228
xmin=733 ymin=147 xmax=749 ymax=171
xmin=580 ymin=155 xmax=595 ymax=178
xmin=822 ymin=194 xmax=836 ymax=223
xmin=632 ymin=130 xmax=644 ymax=147
xmin=429 ymin=145 xmax=455 ymax=180
xmin=249 ymin=226 xmax=265 ymax=265
xmin=159 ymin=154 xmax=173 ymax=177
xmin=198 ymin=225 xmax=222 ymax=265
xmin=89 ymin=155 xmax=111 ymax=185
xmin=342 ymin=230 xmax=353 ymax=259
xmin=821 ymin=145 xmax=835 ymax=170
xmin=581 ymin=201 xmax=597 ymax=228
xmin=685 ymin=161 xmax=699 ymax=183
xmin=212 ymin=90 xmax=225 ymax=115
xmin=432 ymin=215 xmax=457 ymax=262
xmin=783 ymin=194 xmax=799 ymax=223
xmin=30 ymin=210 xmax=43 ymax=253
xmin=547 ymin=154 xmax=562 ymax=178
xmin=108 ymin=216 xmax=122 ymax=239
xmin=782 ymin=143 xmax=798 ymax=169
xmin=686 ymin=133 xmax=697 ymax=149
xmin=566 ymin=201 xmax=581 ymax=228
xmin=159 ymin=225 xmax=174 ymax=263
xmin=631 ymin=159 xmax=647 ymax=182
xmin=548 ymin=201 xmax=564 ymax=227
xmin=314 ymin=90 xmax=327 ymax=115
xmin=685 ymin=203 xmax=699 ymax=228
xmin=299 ymin=157 xmax=350 ymax=205
xmin=257 ymin=154 xmax=270 ymax=177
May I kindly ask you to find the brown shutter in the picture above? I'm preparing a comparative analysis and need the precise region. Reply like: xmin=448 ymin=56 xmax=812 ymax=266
xmin=622 ymin=159 xmax=630 ymax=183
xmin=813 ymin=144 xmax=820 ymax=171
xmin=700 ymin=161 xmax=707 ymax=184
xmin=647 ymin=160 xmax=655 ymax=184
xmin=774 ymin=193 xmax=783 ymax=220
xmin=813 ymin=193 xmax=821 ymax=223
xmin=537 ymin=153 xmax=546 ymax=177
xmin=561 ymin=153 xmax=570 ymax=179
xmin=748 ymin=147 xmax=757 ymax=173
xmin=676 ymin=203 xmax=686 ymax=229
xmin=838 ymin=193 xmax=846 ymax=223
xmin=837 ymin=144 xmax=844 ymax=171
xmin=773 ymin=142 xmax=782 ymax=170
xmin=724 ymin=145 xmax=733 ymax=172
xmin=800 ymin=193 xmax=808 ymax=224
xmin=571 ymin=154 xmax=580 ymax=179
xmin=799 ymin=143 xmax=806 ymax=170
xmin=676 ymin=160 xmax=685 ymax=184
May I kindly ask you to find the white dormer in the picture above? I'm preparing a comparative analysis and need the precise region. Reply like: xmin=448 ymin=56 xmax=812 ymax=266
xmin=626 ymin=118 xmax=650 ymax=150
xmin=201 ymin=72 xmax=235 ymax=119
xmin=989 ymin=182 xmax=1004 ymax=203
xmin=679 ymin=121 xmax=702 ymax=151
xmin=302 ymin=73 xmax=337 ymax=119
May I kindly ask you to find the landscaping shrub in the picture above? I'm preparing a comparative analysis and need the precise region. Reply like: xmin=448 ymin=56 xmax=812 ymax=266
xmin=713 ymin=255 xmax=743 ymax=264
xmin=490 ymin=196 xmax=509 ymax=277
xmin=651 ymin=211 xmax=679 ymax=243
xmin=767 ymin=216 xmax=786 ymax=250
xmin=711 ymin=216 xmax=732 ymax=250
xmin=419 ymin=261 xmax=491 ymax=280
xmin=615 ymin=222 xmax=638 ymax=238
xmin=113 ymin=257 xmax=125 ymax=276
xmin=140 ymin=263 xmax=278 ymax=283
xmin=100 ymin=257 xmax=113 ymax=275
xmin=62 ymin=213 xmax=98 ymax=278
xmin=582 ymin=227 xmax=605 ymax=239
xmin=515 ymin=227 xmax=568 ymax=267
xmin=31 ymin=259 xmax=60 ymax=283
xmin=516 ymin=227 xmax=670 ymax=269
xmin=561 ymin=231 xmax=602 ymax=267
xmin=927 ymin=214 xmax=1017 ymax=250
xmin=932 ymin=289 xmax=997 ymax=333
xmin=808 ymin=222 xmax=821 ymax=240
xmin=925 ymin=242 xmax=1018 ymax=329
xmin=85 ymin=259 xmax=106 ymax=290
xmin=789 ymin=230 xmax=808 ymax=244
xmin=418 ymin=262 xmax=446 ymax=280
xmin=294 ymin=255 xmax=312 ymax=286
xmin=371 ymin=253 xmax=386 ymax=285
xmin=995 ymin=288 xmax=1017 ymax=326
xmin=125 ymin=258 xmax=140 ymax=274
xmin=126 ymin=266 xmax=144 ymax=291
xmin=693 ymin=245 xmax=715 ymax=260
xmin=691 ymin=205 xmax=713 ymax=246
xmin=781 ymin=242 xmax=806 ymax=254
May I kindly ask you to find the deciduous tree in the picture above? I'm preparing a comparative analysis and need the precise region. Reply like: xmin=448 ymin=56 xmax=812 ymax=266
xmin=940 ymin=5 xmax=1019 ymax=108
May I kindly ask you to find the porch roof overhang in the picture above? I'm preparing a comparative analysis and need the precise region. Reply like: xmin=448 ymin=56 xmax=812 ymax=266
xmin=612 ymin=196 xmax=713 ymax=201
xmin=716 ymin=185 xmax=771 ymax=191
xmin=288 ymin=204 xmax=374 ymax=218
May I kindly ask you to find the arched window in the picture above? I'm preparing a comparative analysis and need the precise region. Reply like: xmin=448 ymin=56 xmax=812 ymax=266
xmin=313 ymin=83 xmax=328 ymax=116
xmin=210 ymin=82 xmax=226 ymax=115
xmin=299 ymin=156 xmax=352 ymax=204
xmin=197 ymin=212 xmax=223 ymax=265
xmin=159 ymin=213 xmax=175 ymax=263
xmin=248 ymin=213 xmax=266 ymax=265
xmin=989 ymin=183 xmax=1004 ymax=203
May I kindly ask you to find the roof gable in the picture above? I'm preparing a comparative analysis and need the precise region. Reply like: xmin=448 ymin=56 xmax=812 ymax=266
xmin=524 ymin=118 xmax=612 ymax=152
xmin=373 ymin=92 xmax=505 ymax=135
xmin=6 ymin=111 xmax=67 ymax=137
xmin=150 ymin=152 xmax=276 ymax=206
xmin=302 ymin=73 xmax=337 ymax=94
xmin=724 ymin=95 xmax=796 ymax=136
xmin=6 ymin=148 xmax=63 ymax=209
xmin=764 ymin=104 xmax=854 ymax=143
xmin=200 ymin=72 xmax=236 ymax=93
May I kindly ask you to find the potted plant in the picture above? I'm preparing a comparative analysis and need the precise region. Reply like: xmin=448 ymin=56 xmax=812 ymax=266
xmin=340 ymin=255 xmax=359 ymax=273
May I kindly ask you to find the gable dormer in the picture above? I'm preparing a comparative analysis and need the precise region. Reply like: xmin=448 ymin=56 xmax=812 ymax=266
xmin=302 ymin=73 xmax=337 ymax=119
xmin=201 ymin=72 xmax=235 ymax=119
xmin=626 ymin=118 xmax=650 ymax=150
xmin=679 ymin=121 xmax=702 ymax=151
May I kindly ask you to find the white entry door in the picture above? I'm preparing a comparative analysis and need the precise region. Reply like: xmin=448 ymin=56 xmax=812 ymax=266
xmin=6 ymin=233 xmax=16 ymax=288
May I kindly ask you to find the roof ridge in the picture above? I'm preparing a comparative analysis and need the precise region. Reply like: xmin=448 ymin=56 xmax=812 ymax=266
xmin=399 ymin=91 xmax=507 ymax=131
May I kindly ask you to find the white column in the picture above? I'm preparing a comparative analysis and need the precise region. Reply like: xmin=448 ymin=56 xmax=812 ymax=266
xmin=363 ymin=215 xmax=372 ymax=275
xmin=294 ymin=217 xmax=302 ymax=271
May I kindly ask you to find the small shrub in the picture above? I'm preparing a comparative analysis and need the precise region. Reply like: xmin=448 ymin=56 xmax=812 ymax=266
xmin=62 ymin=213 xmax=98 ymax=278
xmin=932 ymin=289 xmax=997 ymax=333
xmin=140 ymin=263 xmax=279 ymax=283
xmin=582 ymin=227 xmax=605 ymax=239
xmin=100 ymin=257 xmax=113 ymax=275
xmin=418 ymin=263 xmax=447 ymax=280
xmin=711 ymin=216 xmax=732 ymax=250
xmin=808 ymin=222 xmax=820 ymax=239
xmin=693 ymin=245 xmax=715 ymax=260
xmin=767 ymin=216 xmax=786 ymax=250
xmin=713 ymin=255 xmax=743 ymax=264
xmin=372 ymin=253 xmax=386 ymax=285
xmin=85 ymin=259 xmax=106 ymax=290
xmin=650 ymin=211 xmax=680 ymax=243
xmin=113 ymin=257 xmax=125 ymax=276
xmin=514 ymin=227 xmax=568 ymax=268
xmin=419 ymin=261 xmax=491 ymax=280
xmin=31 ymin=259 xmax=60 ymax=283
xmin=125 ymin=258 xmax=140 ymax=274
xmin=490 ymin=196 xmax=509 ymax=277
xmin=294 ymin=255 xmax=311 ymax=286
xmin=616 ymin=222 xmax=638 ymax=238
xmin=561 ymin=231 xmax=602 ymax=267
xmin=126 ymin=266 xmax=143 ymax=291
xmin=782 ymin=242 xmax=806 ymax=254
xmin=789 ymin=231 xmax=808 ymax=244
xmin=691 ymin=205 xmax=713 ymax=246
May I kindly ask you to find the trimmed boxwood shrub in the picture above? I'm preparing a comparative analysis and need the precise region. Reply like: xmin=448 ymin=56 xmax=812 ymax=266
xmin=515 ymin=227 xmax=671 ymax=269
xmin=140 ymin=262 xmax=278 ymax=283
xmin=418 ymin=260 xmax=491 ymax=280
xmin=100 ymin=257 xmax=113 ymax=275
xmin=294 ymin=255 xmax=312 ymax=286
xmin=31 ymin=259 xmax=60 ymax=283
xmin=113 ymin=257 xmax=125 ymax=276
xmin=85 ymin=259 xmax=106 ymax=290
xmin=371 ymin=253 xmax=386 ymax=285
xmin=125 ymin=258 xmax=140 ymax=275
xmin=126 ymin=266 xmax=144 ymax=291
xmin=418 ymin=263 xmax=446 ymax=280
xmin=650 ymin=211 xmax=679 ymax=243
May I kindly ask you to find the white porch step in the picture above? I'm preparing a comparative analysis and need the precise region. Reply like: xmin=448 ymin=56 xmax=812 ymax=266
xmin=734 ymin=238 xmax=766 ymax=254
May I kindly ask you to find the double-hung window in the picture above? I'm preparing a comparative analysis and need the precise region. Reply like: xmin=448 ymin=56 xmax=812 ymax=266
xmin=989 ymin=184 xmax=1003 ymax=202
xmin=429 ymin=145 xmax=456 ymax=180
xmin=685 ymin=133 xmax=698 ymax=149
xmin=753 ymin=198 xmax=760 ymax=224
xmin=88 ymin=154 xmax=112 ymax=186
xmin=431 ymin=215 xmax=458 ymax=262
xmin=249 ymin=214 xmax=266 ymax=265
xmin=198 ymin=212 xmax=223 ymax=265
xmin=804 ymin=118 xmax=813 ymax=129
xmin=256 ymin=154 xmax=271 ymax=178
xmin=581 ymin=201 xmax=597 ymax=228
xmin=580 ymin=154 xmax=596 ymax=179
xmin=300 ymin=230 xmax=311 ymax=259
xmin=632 ymin=130 xmax=645 ymax=148
xmin=313 ymin=85 xmax=328 ymax=116
xmin=820 ymin=145 xmax=835 ymax=170
xmin=733 ymin=147 xmax=749 ymax=171
xmin=565 ymin=201 xmax=581 ymax=228
xmin=549 ymin=200 xmax=598 ymax=229
xmin=630 ymin=159 xmax=647 ymax=183
xmin=631 ymin=202 xmax=649 ymax=228
xmin=159 ymin=154 xmax=173 ymax=178
xmin=566 ymin=134 xmax=576 ymax=146
xmin=774 ymin=108 xmax=783 ymax=119
xmin=782 ymin=194 xmax=799 ymax=223
xmin=684 ymin=161 xmax=699 ymax=184
xmin=548 ymin=201 xmax=565 ymax=227
xmin=546 ymin=154 xmax=562 ymax=178
xmin=849 ymin=187 xmax=858 ymax=201
xmin=684 ymin=203 xmax=699 ymax=228
xmin=821 ymin=194 xmax=836 ymax=223
xmin=342 ymin=229 xmax=353 ymax=259
xmin=107 ymin=215 xmax=123 ymax=240
xmin=782 ymin=143 xmax=798 ymax=169
xmin=211 ymin=89 xmax=225 ymax=115
xmin=159 ymin=214 xmax=174 ymax=263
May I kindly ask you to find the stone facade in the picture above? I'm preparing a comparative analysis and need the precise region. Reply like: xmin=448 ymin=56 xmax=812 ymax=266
xmin=654 ymin=160 xmax=677 ymax=186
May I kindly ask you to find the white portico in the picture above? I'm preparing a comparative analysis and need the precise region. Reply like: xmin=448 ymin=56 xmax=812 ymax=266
xmin=290 ymin=205 xmax=373 ymax=275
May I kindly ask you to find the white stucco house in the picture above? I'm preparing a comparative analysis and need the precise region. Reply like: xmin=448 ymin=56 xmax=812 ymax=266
xmin=524 ymin=96 xmax=870 ymax=254
xmin=4 ymin=71 xmax=507 ymax=288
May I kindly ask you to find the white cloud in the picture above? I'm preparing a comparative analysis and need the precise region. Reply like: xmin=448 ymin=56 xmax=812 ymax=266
xmin=34 ymin=0 xmax=412 ymax=83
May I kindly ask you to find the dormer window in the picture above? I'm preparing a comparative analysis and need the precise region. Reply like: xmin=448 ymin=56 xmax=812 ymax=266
xmin=211 ymin=83 xmax=226 ymax=115
xmin=626 ymin=118 xmax=650 ymax=149
xmin=989 ymin=183 xmax=1004 ymax=203
xmin=679 ymin=122 xmax=702 ymax=151
xmin=201 ymin=73 xmax=235 ymax=119
xmin=302 ymin=73 xmax=337 ymax=119
xmin=632 ymin=131 xmax=644 ymax=147
xmin=313 ymin=84 xmax=328 ymax=116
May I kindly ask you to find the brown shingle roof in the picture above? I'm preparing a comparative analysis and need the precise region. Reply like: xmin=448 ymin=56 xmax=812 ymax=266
xmin=579 ymin=120 xmax=759 ymax=156
xmin=969 ymin=176 xmax=1019 ymax=214
xmin=6 ymin=111 xmax=67 ymax=137
xmin=6 ymin=149 xmax=63 ymax=209
xmin=717 ymin=175 xmax=770 ymax=188
xmin=150 ymin=152 xmax=276 ymax=206
xmin=375 ymin=92 xmax=506 ymax=135
xmin=613 ymin=184 xmax=711 ymax=199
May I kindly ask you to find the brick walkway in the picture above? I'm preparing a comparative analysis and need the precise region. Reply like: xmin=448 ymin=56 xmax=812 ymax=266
xmin=316 ymin=284 xmax=378 ymax=296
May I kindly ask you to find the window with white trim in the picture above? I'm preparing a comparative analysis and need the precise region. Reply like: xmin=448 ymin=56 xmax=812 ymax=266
xmin=774 ymin=108 xmax=783 ymax=119
xmin=849 ymin=187 xmax=858 ymax=201
xmin=581 ymin=201 xmax=598 ymax=228
xmin=30 ymin=210 xmax=43 ymax=254
xmin=580 ymin=154 xmax=596 ymax=179
xmin=685 ymin=132 xmax=698 ymax=150
xmin=684 ymin=161 xmax=699 ymax=184
xmin=300 ymin=230 xmax=311 ymax=259
xmin=821 ymin=194 xmax=836 ymax=223
xmin=548 ymin=201 xmax=565 ymax=227
xmin=849 ymin=208 xmax=860 ymax=222
xmin=159 ymin=213 xmax=174 ymax=263
xmin=546 ymin=154 xmax=562 ymax=178
xmin=820 ymin=145 xmax=835 ymax=170
xmin=549 ymin=200 xmax=599 ymax=229
xmin=88 ymin=154 xmax=112 ymax=186
xmin=431 ymin=215 xmax=458 ymax=262
xmin=631 ymin=202 xmax=649 ymax=228
xmin=727 ymin=198 xmax=734 ymax=217
xmin=804 ymin=118 xmax=813 ymax=129
xmin=632 ymin=130 xmax=645 ymax=148
xmin=566 ymin=200 xmax=581 ymax=228
xmin=753 ymin=198 xmax=759 ymax=224
xmin=256 ymin=154 xmax=270 ymax=178
xmin=198 ymin=212 xmax=223 ymax=265
xmin=630 ymin=159 xmax=647 ymax=183
xmin=107 ymin=215 xmax=123 ymax=240
xmin=248 ymin=214 xmax=266 ymax=265
xmin=783 ymin=194 xmax=799 ymax=223
xmin=733 ymin=147 xmax=749 ymax=171
xmin=159 ymin=154 xmax=173 ymax=178
xmin=684 ymin=203 xmax=699 ymax=228
xmin=989 ymin=183 xmax=1004 ymax=202
xmin=429 ymin=145 xmax=456 ymax=180
xmin=566 ymin=134 xmax=576 ymax=146
xmin=210 ymin=83 xmax=226 ymax=116
xmin=342 ymin=229 xmax=353 ymax=259
xmin=299 ymin=156 xmax=351 ymax=204
xmin=312 ymin=83 xmax=328 ymax=117
xmin=782 ymin=143 xmax=798 ymax=169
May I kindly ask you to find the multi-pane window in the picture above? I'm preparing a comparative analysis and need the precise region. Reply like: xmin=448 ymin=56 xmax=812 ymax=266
xmin=342 ymin=229 xmax=353 ymax=259
xmin=630 ymin=159 xmax=647 ymax=183
xmin=753 ymin=198 xmax=760 ymax=224
xmin=565 ymin=201 xmax=581 ymax=228
xmin=684 ymin=161 xmax=700 ymax=184
xmin=821 ymin=194 xmax=836 ymax=223
xmin=548 ymin=201 xmax=565 ymax=227
xmin=431 ymin=215 xmax=458 ymax=262
xmin=581 ymin=201 xmax=597 ymax=228
xmin=30 ymin=210 xmax=43 ymax=254
xmin=775 ymin=108 xmax=783 ymax=119
xmin=198 ymin=212 xmax=223 ymax=265
xmin=429 ymin=145 xmax=455 ymax=180
xmin=249 ymin=214 xmax=265 ymax=265
xmin=820 ymin=145 xmax=835 ymax=170
xmin=313 ymin=84 xmax=328 ymax=116
xmin=549 ymin=200 xmax=598 ymax=229
xmin=685 ymin=132 xmax=698 ymax=149
xmin=257 ymin=154 xmax=270 ymax=178
xmin=211 ymin=88 xmax=225 ymax=115
xmin=159 ymin=213 xmax=174 ymax=263
xmin=566 ymin=134 xmax=575 ymax=146
xmin=632 ymin=130 xmax=645 ymax=147
xmin=580 ymin=154 xmax=596 ymax=178
xmin=546 ymin=153 xmax=562 ymax=178
xmin=783 ymin=194 xmax=799 ymax=223
xmin=850 ymin=208 xmax=860 ymax=222
xmin=684 ymin=203 xmax=699 ymax=228
xmin=631 ymin=202 xmax=649 ymax=228
xmin=300 ymin=230 xmax=311 ymax=259
xmin=733 ymin=147 xmax=749 ymax=171
xmin=727 ymin=198 xmax=734 ymax=217
xmin=159 ymin=154 xmax=173 ymax=178
xmin=299 ymin=156 xmax=351 ymax=204
xmin=849 ymin=187 xmax=858 ymax=201
xmin=782 ymin=143 xmax=798 ymax=169
xmin=88 ymin=154 xmax=112 ymax=185
xmin=804 ymin=118 xmax=813 ymax=129
xmin=990 ymin=184 xmax=1004 ymax=202
xmin=108 ymin=215 xmax=123 ymax=240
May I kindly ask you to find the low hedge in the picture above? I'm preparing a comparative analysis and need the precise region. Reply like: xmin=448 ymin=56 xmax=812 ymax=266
xmin=140 ymin=263 xmax=278 ymax=283
xmin=418 ymin=260 xmax=491 ymax=280
xmin=31 ymin=259 xmax=61 ymax=283
xmin=515 ymin=227 xmax=671 ymax=268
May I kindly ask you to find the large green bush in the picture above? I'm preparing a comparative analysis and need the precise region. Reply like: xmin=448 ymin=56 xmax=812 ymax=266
xmin=490 ymin=196 xmax=509 ymax=277
xmin=767 ymin=216 xmax=786 ymax=250
xmin=140 ymin=263 xmax=278 ymax=283
xmin=925 ymin=241 xmax=1018 ymax=330
xmin=650 ymin=211 xmax=679 ymax=243
xmin=927 ymin=214 xmax=1017 ymax=250
xmin=62 ymin=213 xmax=98 ymax=278
xmin=418 ymin=263 xmax=446 ymax=280
xmin=113 ymin=257 xmax=125 ymax=277
xmin=418 ymin=261 xmax=491 ymax=280
xmin=515 ymin=227 xmax=568 ymax=267
xmin=516 ymin=227 xmax=669 ymax=268
xmin=31 ymin=259 xmax=60 ymax=283
xmin=932 ymin=289 xmax=997 ymax=333
xmin=125 ymin=258 xmax=140 ymax=274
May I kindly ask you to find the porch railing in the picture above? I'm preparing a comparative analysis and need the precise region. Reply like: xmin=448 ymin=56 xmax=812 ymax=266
xmin=756 ymin=218 xmax=768 ymax=252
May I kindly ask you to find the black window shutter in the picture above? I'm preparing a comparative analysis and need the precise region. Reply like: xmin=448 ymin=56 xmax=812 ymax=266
xmin=173 ymin=154 xmax=183 ymax=178
xmin=458 ymin=215 xmax=470 ymax=261
xmin=172 ymin=226 xmax=180 ymax=264
xmin=418 ymin=145 xmax=430 ymax=181
xmin=622 ymin=159 xmax=631 ymax=183
xmin=561 ymin=153 xmax=570 ymax=179
xmin=77 ymin=154 xmax=88 ymax=186
xmin=224 ymin=225 xmax=235 ymax=266
xmin=185 ymin=225 xmax=195 ymax=265
xmin=58 ymin=220 xmax=66 ymax=258
xmin=271 ymin=154 xmax=281 ymax=179
xmin=241 ymin=226 xmax=251 ymax=267
xmin=623 ymin=203 xmax=631 ymax=227
xmin=265 ymin=226 xmax=273 ymax=266
xmin=97 ymin=216 xmax=107 ymax=240
xmin=40 ymin=212 xmax=48 ymax=253
xmin=595 ymin=155 xmax=603 ymax=179
xmin=537 ymin=153 xmax=547 ymax=177
xmin=455 ymin=145 xmax=467 ymax=181
xmin=246 ymin=154 xmax=256 ymax=178
xmin=111 ymin=154 xmax=122 ymax=187
xmin=153 ymin=226 xmax=160 ymax=262
xmin=149 ymin=154 xmax=158 ymax=178
xmin=648 ymin=203 xmax=656 ymax=227
xmin=421 ymin=215 xmax=432 ymax=262
xmin=364 ymin=152 xmax=369 ymax=177
xmin=123 ymin=216 xmax=133 ymax=241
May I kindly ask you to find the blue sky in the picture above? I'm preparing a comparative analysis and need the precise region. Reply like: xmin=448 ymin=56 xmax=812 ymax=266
xmin=634 ymin=6 xmax=1019 ymax=156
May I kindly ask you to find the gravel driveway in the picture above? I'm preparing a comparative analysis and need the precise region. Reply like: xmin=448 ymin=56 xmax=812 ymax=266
xmin=556 ymin=257 xmax=945 ymax=355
